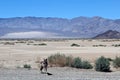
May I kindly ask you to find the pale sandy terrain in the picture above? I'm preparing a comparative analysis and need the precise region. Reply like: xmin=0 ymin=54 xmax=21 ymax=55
xmin=0 ymin=67 xmax=120 ymax=80
xmin=0 ymin=39 xmax=120 ymax=80
xmin=0 ymin=39 xmax=120 ymax=68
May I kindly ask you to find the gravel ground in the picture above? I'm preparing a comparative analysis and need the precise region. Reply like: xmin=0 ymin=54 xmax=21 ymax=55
xmin=0 ymin=67 xmax=120 ymax=80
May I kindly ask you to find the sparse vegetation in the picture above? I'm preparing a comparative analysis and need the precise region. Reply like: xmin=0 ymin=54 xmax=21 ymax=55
xmin=65 ymin=56 xmax=73 ymax=67
xmin=48 ymin=53 xmax=93 ymax=69
xmin=4 ymin=42 xmax=15 ymax=45
xmin=71 ymin=43 xmax=80 ymax=47
xmin=34 ymin=43 xmax=47 ymax=46
xmin=15 ymin=41 xmax=26 ymax=43
xmin=71 ymin=57 xmax=93 ymax=69
xmin=71 ymin=57 xmax=82 ymax=68
xmin=23 ymin=64 xmax=31 ymax=69
xmin=113 ymin=56 xmax=120 ymax=68
xmin=48 ymin=53 xmax=66 ymax=67
xmin=82 ymin=61 xmax=93 ymax=69
xmin=27 ymin=43 xmax=47 ymax=46
xmin=112 ymin=44 xmax=120 ymax=47
xmin=95 ymin=56 xmax=110 ymax=72
xmin=93 ymin=44 xmax=106 ymax=47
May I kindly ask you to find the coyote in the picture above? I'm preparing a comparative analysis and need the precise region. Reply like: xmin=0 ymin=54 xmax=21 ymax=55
xmin=40 ymin=58 xmax=48 ymax=73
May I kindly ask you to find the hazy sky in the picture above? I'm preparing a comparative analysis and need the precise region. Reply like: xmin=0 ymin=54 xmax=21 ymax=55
xmin=0 ymin=0 xmax=119 ymax=19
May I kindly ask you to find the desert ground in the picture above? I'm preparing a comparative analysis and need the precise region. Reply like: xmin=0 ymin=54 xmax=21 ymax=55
xmin=0 ymin=39 xmax=120 ymax=68
xmin=0 ymin=67 xmax=120 ymax=80
xmin=0 ymin=39 xmax=120 ymax=80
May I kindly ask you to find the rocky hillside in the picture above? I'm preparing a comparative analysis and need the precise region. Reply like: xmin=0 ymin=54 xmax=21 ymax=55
xmin=0 ymin=16 xmax=120 ymax=38
xmin=93 ymin=30 xmax=120 ymax=39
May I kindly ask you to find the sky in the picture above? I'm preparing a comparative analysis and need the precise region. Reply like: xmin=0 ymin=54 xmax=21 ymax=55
xmin=0 ymin=0 xmax=120 ymax=19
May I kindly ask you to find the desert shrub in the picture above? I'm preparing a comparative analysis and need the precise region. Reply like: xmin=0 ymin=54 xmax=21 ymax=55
xmin=82 ymin=61 xmax=93 ymax=69
xmin=93 ymin=45 xmax=98 ymax=47
xmin=48 ymin=53 xmax=66 ymax=67
xmin=18 ymin=41 xmax=26 ymax=43
xmin=48 ymin=53 xmax=93 ymax=69
xmin=112 ymin=44 xmax=120 ymax=47
xmin=93 ymin=44 xmax=106 ymax=47
xmin=71 ymin=57 xmax=82 ymax=68
xmin=23 ymin=64 xmax=31 ymax=69
xmin=34 ymin=43 xmax=47 ymax=46
xmin=95 ymin=56 xmax=110 ymax=72
xmin=71 ymin=43 xmax=80 ymax=47
xmin=65 ymin=56 xmax=73 ymax=67
xmin=71 ymin=58 xmax=93 ymax=69
xmin=99 ymin=44 xmax=106 ymax=47
xmin=39 ymin=43 xmax=47 ymax=46
xmin=113 ymin=56 xmax=120 ymax=68
xmin=4 ymin=42 xmax=15 ymax=45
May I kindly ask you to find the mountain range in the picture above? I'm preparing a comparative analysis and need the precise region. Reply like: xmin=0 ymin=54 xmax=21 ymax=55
xmin=0 ymin=16 xmax=120 ymax=38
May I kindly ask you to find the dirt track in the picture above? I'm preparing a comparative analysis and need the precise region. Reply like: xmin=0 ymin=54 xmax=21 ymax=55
xmin=0 ymin=67 xmax=120 ymax=80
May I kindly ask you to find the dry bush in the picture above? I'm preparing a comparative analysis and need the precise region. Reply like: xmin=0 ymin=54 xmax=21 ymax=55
xmin=48 ymin=53 xmax=67 ymax=67
xmin=113 ymin=56 xmax=120 ymax=68
xmin=48 ymin=53 xmax=93 ymax=69
xmin=65 ymin=56 xmax=73 ymax=67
